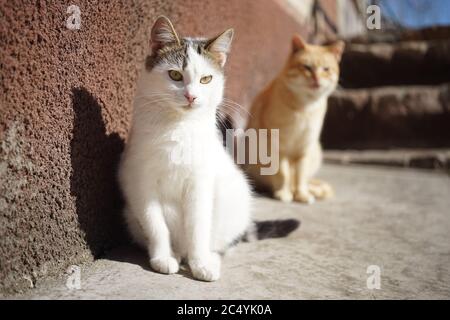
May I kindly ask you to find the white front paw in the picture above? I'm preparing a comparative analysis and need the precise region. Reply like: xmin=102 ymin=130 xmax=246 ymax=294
xmin=189 ymin=253 xmax=221 ymax=282
xmin=294 ymin=191 xmax=315 ymax=204
xmin=274 ymin=189 xmax=293 ymax=202
xmin=150 ymin=256 xmax=179 ymax=274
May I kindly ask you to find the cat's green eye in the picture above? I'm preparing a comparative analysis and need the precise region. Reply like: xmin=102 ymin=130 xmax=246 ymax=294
xmin=200 ymin=75 xmax=213 ymax=84
xmin=168 ymin=70 xmax=183 ymax=81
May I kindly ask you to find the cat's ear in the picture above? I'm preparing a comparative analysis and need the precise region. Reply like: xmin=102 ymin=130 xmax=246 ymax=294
xmin=328 ymin=40 xmax=345 ymax=62
xmin=292 ymin=34 xmax=307 ymax=53
xmin=206 ymin=28 xmax=234 ymax=67
xmin=150 ymin=16 xmax=181 ymax=52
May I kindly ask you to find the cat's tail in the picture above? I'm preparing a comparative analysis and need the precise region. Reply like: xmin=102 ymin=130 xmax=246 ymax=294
xmin=244 ymin=219 xmax=300 ymax=241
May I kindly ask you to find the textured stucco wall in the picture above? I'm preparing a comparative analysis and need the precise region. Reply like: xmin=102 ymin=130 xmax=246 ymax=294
xmin=0 ymin=1 xmax=305 ymax=294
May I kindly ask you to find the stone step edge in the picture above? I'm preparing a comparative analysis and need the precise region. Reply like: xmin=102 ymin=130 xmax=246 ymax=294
xmin=333 ymin=83 xmax=450 ymax=95
xmin=324 ymin=149 xmax=450 ymax=171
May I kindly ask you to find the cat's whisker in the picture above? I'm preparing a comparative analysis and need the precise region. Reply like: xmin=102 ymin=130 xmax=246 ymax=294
xmin=220 ymin=102 xmax=244 ymax=113
xmin=135 ymin=93 xmax=173 ymax=98
xmin=215 ymin=113 xmax=231 ymax=132
xmin=216 ymin=108 xmax=229 ymax=121
xmin=220 ymin=103 xmax=253 ymax=120
xmin=222 ymin=115 xmax=240 ymax=129
xmin=217 ymin=108 xmax=234 ymax=120
xmin=217 ymin=111 xmax=242 ymax=128
xmin=221 ymin=99 xmax=252 ymax=118
xmin=216 ymin=109 xmax=230 ymax=121
xmin=221 ymin=104 xmax=242 ymax=114
xmin=222 ymin=98 xmax=249 ymax=111
xmin=217 ymin=108 xmax=237 ymax=125
xmin=135 ymin=94 xmax=173 ymax=101
xmin=136 ymin=92 xmax=173 ymax=96
xmin=139 ymin=98 xmax=176 ymax=106
xmin=215 ymin=117 xmax=228 ymax=131
xmin=216 ymin=109 xmax=239 ymax=130
xmin=222 ymin=99 xmax=248 ymax=111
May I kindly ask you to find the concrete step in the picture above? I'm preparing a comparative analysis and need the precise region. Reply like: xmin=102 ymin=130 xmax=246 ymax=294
xmin=324 ymin=149 xmax=450 ymax=171
xmin=12 ymin=164 xmax=450 ymax=299
xmin=323 ymin=84 xmax=450 ymax=149
xmin=340 ymin=40 xmax=450 ymax=88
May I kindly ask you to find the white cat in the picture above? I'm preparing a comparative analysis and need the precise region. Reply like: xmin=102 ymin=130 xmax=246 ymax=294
xmin=118 ymin=16 xmax=252 ymax=281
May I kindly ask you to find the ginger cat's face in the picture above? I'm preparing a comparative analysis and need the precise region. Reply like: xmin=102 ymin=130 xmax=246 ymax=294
xmin=284 ymin=35 xmax=344 ymax=98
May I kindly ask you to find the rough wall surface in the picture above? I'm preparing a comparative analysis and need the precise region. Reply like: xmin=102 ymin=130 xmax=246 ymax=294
xmin=0 ymin=1 xmax=305 ymax=294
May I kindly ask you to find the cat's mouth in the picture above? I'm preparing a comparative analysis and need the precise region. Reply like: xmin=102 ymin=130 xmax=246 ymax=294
xmin=182 ymin=102 xmax=199 ymax=110
xmin=309 ymin=82 xmax=320 ymax=90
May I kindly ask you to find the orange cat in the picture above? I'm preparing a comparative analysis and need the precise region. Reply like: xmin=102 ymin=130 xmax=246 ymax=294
xmin=244 ymin=35 xmax=344 ymax=204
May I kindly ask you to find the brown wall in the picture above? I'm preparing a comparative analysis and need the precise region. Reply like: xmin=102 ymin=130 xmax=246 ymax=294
xmin=0 ymin=1 xmax=305 ymax=294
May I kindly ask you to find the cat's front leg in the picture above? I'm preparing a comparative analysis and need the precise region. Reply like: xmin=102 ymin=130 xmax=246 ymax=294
xmin=294 ymin=156 xmax=315 ymax=204
xmin=184 ymin=178 xmax=221 ymax=282
xmin=139 ymin=201 xmax=179 ymax=274
xmin=273 ymin=156 xmax=294 ymax=202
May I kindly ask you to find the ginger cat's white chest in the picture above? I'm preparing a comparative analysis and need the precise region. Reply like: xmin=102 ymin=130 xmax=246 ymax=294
xmin=276 ymin=99 xmax=327 ymax=157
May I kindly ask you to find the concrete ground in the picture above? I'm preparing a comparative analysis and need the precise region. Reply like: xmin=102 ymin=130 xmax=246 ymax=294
xmin=18 ymin=164 xmax=450 ymax=299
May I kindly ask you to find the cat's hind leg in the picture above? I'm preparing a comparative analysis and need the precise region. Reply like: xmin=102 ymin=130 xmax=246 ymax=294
xmin=212 ymin=167 xmax=252 ymax=254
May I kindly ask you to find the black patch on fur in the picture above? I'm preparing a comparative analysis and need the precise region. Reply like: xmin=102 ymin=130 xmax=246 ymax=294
xmin=145 ymin=38 xmax=222 ymax=72
xmin=216 ymin=113 xmax=234 ymax=147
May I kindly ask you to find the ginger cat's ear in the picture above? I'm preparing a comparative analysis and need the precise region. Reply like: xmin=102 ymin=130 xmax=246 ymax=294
xmin=206 ymin=28 xmax=234 ymax=67
xmin=150 ymin=16 xmax=181 ymax=52
xmin=292 ymin=34 xmax=307 ymax=53
xmin=328 ymin=40 xmax=345 ymax=62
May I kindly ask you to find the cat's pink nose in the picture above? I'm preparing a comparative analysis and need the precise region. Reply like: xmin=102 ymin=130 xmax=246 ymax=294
xmin=184 ymin=93 xmax=197 ymax=104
